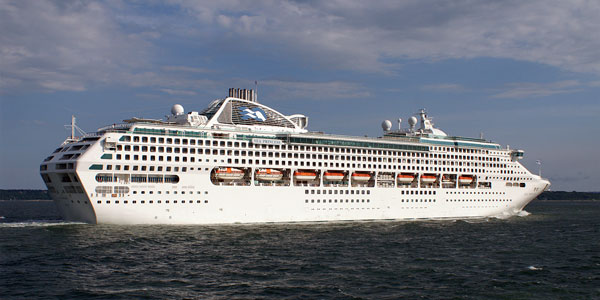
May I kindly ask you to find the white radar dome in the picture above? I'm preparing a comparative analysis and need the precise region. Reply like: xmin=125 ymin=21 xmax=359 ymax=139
xmin=171 ymin=104 xmax=184 ymax=115
xmin=408 ymin=116 xmax=418 ymax=127
xmin=381 ymin=120 xmax=392 ymax=131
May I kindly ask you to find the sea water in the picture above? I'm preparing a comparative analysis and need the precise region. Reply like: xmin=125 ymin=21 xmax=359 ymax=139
xmin=1 ymin=200 xmax=598 ymax=299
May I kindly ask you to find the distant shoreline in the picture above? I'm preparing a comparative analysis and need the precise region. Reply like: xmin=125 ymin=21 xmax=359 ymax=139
xmin=1 ymin=189 xmax=598 ymax=201
xmin=0 ymin=199 xmax=53 ymax=202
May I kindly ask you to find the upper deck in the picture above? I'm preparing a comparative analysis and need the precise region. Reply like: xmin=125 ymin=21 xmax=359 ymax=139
xmin=72 ymin=88 xmax=504 ymax=154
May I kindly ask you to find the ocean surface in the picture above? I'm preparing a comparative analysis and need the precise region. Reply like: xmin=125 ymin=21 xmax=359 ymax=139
xmin=1 ymin=200 xmax=598 ymax=299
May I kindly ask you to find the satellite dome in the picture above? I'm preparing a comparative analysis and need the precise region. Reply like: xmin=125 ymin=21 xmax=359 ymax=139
xmin=381 ymin=120 xmax=392 ymax=131
xmin=408 ymin=116 xmax=418 ymax=127
xmin=171 ymin=104 xmax=184 ymax=115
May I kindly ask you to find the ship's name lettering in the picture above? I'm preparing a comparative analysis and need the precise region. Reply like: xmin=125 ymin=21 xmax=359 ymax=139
xmin=252 ymin=138 xmax=283 ymax=145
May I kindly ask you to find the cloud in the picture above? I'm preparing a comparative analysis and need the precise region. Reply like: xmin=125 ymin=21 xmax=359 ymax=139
xmin=174 ymin=0 xmax=600 ymax=74
xmin=160 ymin=88 xmax=197 ymax=96
xmin=3 ymin=0 xmax=600 ymax=95
xmin=492 ymin=80 xmax=582 ymax=99
xmin=162 ymin=66 xmax=213 ymax=73
xmin=0 ymin=1 xmax=149 ymax=93
xmin=421 ymin=83 xmax=465 ymax=92
xmin=260 ymin=80 xmax=370 ymax=100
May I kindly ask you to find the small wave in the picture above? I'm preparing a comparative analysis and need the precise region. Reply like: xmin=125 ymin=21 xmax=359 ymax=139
xmin=489 ymin=209 xmax=531 ymax=220
xmin=0 ymin=220 xmax=85 ymax=228
xmin=490 ymin=212 xmax=513 ymax=220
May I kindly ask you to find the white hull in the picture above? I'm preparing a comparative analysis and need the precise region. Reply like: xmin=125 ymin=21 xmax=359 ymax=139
xmin=50 ymin=178 xmax=548 ymax=225
xmin=46 ymin=156 xmax=550 ymax=225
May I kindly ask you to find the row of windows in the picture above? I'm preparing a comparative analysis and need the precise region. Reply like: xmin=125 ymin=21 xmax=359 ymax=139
xmin=401 ymin=199 xmax=436 ymax=203
xmin=95 ymin=173 xmax=180 ymax=184
xmin=97 ymin=199 xmax=209 ymax=204
xmin=91 ymin=164 xmax=195 ymax=173
xmin=446 ymin=199 xmax=512 ymax=202
xmin=94 ymin=189 xmax=209 ymax=197
xmin=304 ymin=198 xmax=440 ymax=204
xmin=306 ymin=189 xmax=371 ymax=195
xmin=400 ymin=190 xmax=437 ymax=195
xmin=446 ymin=191 xmax=506 ymax=195
xmin=306 ymin=199 xmax=371 ymax=203
xmin=53 ymin=144 xmax=90 ymax=153
xmin=131 ymin=190 xmax=207 ymax=195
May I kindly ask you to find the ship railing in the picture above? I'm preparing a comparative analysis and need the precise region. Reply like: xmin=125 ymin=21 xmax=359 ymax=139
xmin=302 ymin=132 xmax=422 ymax=145
xmin=97 ymin=123 xmax=132 ymax=132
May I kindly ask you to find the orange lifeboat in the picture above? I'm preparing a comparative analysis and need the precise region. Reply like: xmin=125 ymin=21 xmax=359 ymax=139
xmin=458 ymin=175 xmax=474 ymax=185
xmin=420 ymin=175 xmax=437 ymax=183
xmin=294 ymin=171 xmax=317 ymax=181
xmin=215 ymin=167 xmax=244 ymax=180
xmin=324 ymin=172 xmax=344 ymax=181
xmin=397 ymin=174 xmax=415 ymax=183
xmin=351 ymin=172 xmax=371 ymax=182
xmin=256 ymin=168 xmax=283 ymax=181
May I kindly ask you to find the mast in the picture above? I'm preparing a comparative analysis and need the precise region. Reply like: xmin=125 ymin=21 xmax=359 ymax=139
xmin=71 ymin=115 xmax=75 ymax=139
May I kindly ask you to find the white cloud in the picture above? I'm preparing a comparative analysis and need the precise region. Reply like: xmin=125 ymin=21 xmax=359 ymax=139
xmin=3 ymin=0 xmax=600 ymax=94
xmin=160 ymin=88 xmax=197 ymax=96
xmin=0 ymin=1 xmax=149 ymax=93
xmin=260 ymin=80 xmax=370 ymax=100
xmin=175 ymin=0 xmax=600 ymax=74
xmin=421 ymin=84 xmax=465 ymax=92
xmin=162 ymin=66 xmax=213 ymax=73
xmin=492 ymin=80 xmax=582 ymax=99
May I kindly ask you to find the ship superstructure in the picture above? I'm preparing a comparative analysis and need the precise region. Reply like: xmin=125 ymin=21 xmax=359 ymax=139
xmin=40 ymin=88 xmax=550 ymax=224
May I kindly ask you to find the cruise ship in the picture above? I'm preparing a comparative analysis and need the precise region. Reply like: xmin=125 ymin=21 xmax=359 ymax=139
xmin=40 ymin=88 xmax=550 ymax=224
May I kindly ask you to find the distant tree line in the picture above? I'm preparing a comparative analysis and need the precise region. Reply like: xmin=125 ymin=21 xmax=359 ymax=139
xmin=0 ymin=190 xmax=50 ymax=200
xmin=0 ymin=189 xmax=598 ymax=201
xmin=536 ymin=191 xmax=600 ymax=201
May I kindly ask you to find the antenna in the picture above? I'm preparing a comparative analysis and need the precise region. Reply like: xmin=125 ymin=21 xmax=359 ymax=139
xmin=536 ymin=160 xmax=542 ymax=177
xmin=254 ymin=80 xmax=258 ymax=102
xmin=64 ymin=115 xmax=86 ymax=138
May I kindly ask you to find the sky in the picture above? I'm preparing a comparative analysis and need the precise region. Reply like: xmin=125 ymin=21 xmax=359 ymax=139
xmin=1 ymin=0 xmax=599 ymax=191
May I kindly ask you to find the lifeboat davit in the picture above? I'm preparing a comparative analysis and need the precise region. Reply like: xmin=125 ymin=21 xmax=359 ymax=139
xmin=397 ymin=174 xmax=415 ymax=183
xmin=351 ymin=172 xmax=371 ymax=182
xmin=458 ymin=176 xmax=474 ymax=185
xmin=215 ymin=167 xmax=244 ymax=180
xmin=324 ymin=172 xmax=344 ymax=181
xmin=420 ymin=175 xmax=437 ymax=183
xmin=294 ymin=171 xmax=317 ymax=181
xmin=256 ymin=169 xmax=283 ymax=181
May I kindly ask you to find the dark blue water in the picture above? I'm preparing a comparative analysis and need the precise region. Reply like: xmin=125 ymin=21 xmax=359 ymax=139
xmin=1 ymin=200 xmax=599 ymax=299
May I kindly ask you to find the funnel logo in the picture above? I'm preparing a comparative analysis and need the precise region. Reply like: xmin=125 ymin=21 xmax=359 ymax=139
xmin=239 ymin=107 xmax=267 ymax=122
